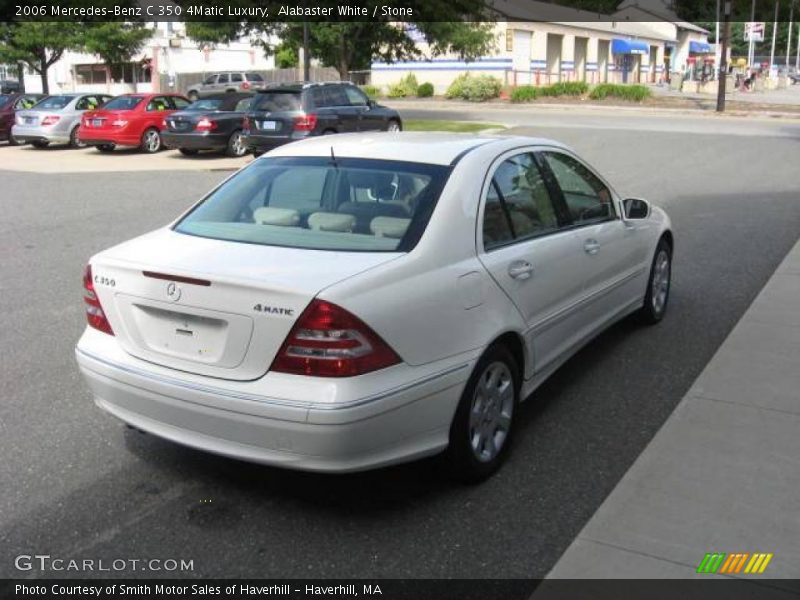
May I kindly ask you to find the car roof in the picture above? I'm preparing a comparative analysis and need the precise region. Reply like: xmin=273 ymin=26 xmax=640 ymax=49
xmin=203 ymin=92 xmax=254 ymax=100
xmin=264 ymin=132 xmax=570 ymax=166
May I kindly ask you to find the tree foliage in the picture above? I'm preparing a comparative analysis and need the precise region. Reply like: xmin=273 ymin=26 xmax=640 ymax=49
xmin=0 ymin=23 xmax=84 ymax=93
xmin=83 ymin=23 xmax=152 ymax=69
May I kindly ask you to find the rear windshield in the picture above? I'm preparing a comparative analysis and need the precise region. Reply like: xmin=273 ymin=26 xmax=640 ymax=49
xmin=103 ymin=96 xmax=143 ymax=110
xmin=34 ymin=95 xmax=73 ymax=110
xmin=252 ymin=91 xmax=302 ymax=112
xmin=186 ymin=99 xmax=224 ymax=111
xmin=175 ymin=157 xmax=451 ymax=252
xmin=246 ymin=73 xmax=264 ymax=82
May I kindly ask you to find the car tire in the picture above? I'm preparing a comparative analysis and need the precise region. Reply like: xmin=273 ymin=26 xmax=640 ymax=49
xmin=69 ymin=126 xmax=85 ymax=149
xmin=31 ymin=140 xmax=49 ymax=148
xmin=252 ymin=150 xmax=265 ymax=158
xmin=140 ymin=128 xmax=162 ymax=153
xmin=386 ymin=119 xmax=402 ymax=132
xmin=97 ymin=144 xmax=115 ymax=153
xmin=637 ymin=238 xmax=672 ymax=325
xmin=322 ymin=129 xmax=337 ymax=135
xmin=179 ymin=148 xmax=199 ymax=156
xmin=225 ymin=130 xmax=247 ymax=157
xmin=187 ymin=91 xmax=198 ymax=102
xmin=444 ymin=344 xmax=519 ymax=483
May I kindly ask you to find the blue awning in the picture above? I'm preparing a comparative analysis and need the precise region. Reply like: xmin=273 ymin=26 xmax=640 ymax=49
xmin=689 ymin=41 xmax=713 ymax=54
xmin=611 ymin=38 xmax=649 ymax=55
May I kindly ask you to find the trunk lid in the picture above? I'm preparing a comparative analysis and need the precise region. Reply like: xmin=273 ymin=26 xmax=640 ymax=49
xmin=82 ymin=109 xmax=128 ymax=132
xmin=165 ymin=110 xmax=202 ymax=132
xmin=91 ymin=228 xmax=400 ymax=380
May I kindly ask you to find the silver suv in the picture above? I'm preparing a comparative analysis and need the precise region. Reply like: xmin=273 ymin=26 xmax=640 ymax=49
xmin=187 ymin=72 xmax=266 ymax=100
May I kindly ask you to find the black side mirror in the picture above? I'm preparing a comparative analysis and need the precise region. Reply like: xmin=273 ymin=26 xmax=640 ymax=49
xmin=624 ymin=198 xmax=650 ymax=220
xmin=367 ymin=99 xmax=377 ymax=108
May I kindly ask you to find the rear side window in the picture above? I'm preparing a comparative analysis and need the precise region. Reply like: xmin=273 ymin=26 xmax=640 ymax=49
xmin=483 ymin=153 xmax=561 ymax=250
xmin=103 ymin=96 xmax=143 ymax=110
xmin=252 ymin=92 xmax=302 ymax=112
xmin=35 ymin=95 xmax=73 ymax=110
xmin=231 ymin=73 xmax=243 ymax=83
xmin=175 ymin=157 xmax=451 ymax=252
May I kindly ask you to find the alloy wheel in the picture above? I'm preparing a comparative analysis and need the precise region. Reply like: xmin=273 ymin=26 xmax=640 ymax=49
xmin=651 ymin=249 xmax=670 ymax=315
xmin=229 ymin=132 xmax=246 ymax=156
xmin=143 ymin=129 xmax=161 ymax=153
xmin=468 ymin=361 xmax=514 ymax=463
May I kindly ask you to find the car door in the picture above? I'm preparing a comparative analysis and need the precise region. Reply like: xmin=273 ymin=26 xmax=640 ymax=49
xmin=215 ymin=73 xmax=230 ymax=93
xmin=200 ymin=74 xmax=217 ymax=97
xmin=477 ymin=149 xmax=588 ymax=378
xmin=145 ymin=96 xmax=172 ymax=130
xmin=324 ymin=85 xmax=360 ymax=132
xmin=342 ymin=85 xmax=382 ymax=131
xmin=538 ymin=149 xmax=650 ymax=331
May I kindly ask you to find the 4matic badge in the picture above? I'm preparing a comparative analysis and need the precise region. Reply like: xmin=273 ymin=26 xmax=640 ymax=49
xmin=253 ymin=304 xmax=294 ymax=316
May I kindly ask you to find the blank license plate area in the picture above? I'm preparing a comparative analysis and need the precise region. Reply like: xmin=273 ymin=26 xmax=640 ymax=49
xmin=92 ymin=119 xmax=103 ymax=127
xmin=258 ymin=120 xmax=278 ymax=131
xmin=133 ymin=304 xmax=228 ymax=363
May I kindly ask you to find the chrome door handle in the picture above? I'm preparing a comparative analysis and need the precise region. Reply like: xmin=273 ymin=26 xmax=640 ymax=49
xmin=508 ymin=261 xmax=533 ymax=280
xmin=584 ymin=239 xmax=600 ymax=255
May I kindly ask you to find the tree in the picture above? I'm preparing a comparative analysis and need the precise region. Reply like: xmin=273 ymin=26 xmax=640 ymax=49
xmin=0 ymin=23 xmax=84 ymax=94
xmin=84 ymin=23 xmax=152 ymax=89
xmin=185 ymin=1 xmax=496 ymax=79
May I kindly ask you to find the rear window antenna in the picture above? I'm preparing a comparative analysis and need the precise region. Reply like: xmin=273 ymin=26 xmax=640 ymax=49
xmin=330 ymin=145 xmax=338 ymax=168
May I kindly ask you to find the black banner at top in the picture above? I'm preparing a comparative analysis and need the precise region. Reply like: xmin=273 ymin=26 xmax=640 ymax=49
xmin=1 ymin=0 xmax=797 ymax=23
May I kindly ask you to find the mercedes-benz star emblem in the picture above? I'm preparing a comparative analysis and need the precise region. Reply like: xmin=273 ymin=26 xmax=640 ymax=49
xmin=166 ymin=282 xmax=182 ymax=302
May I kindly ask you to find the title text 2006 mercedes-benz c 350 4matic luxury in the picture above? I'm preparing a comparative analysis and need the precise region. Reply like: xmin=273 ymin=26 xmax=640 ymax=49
xmin=76 ymin=133 xmax=673 ymax=481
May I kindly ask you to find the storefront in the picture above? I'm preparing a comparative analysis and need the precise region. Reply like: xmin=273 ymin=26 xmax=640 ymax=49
xmin=611 ymin=38 xmax=649 ymax=84
xmin=686 ymin=40 xmax=715 ymax=81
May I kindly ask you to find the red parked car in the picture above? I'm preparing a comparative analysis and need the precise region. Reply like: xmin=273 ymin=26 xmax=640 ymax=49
xmin=79 ymin=93 xmax=190 ymax=153
xmin=0 ymin=93 xmax=45 ymax=145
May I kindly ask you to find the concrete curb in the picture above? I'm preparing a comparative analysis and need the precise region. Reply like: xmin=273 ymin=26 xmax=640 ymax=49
xmin=543 ymin=238 xmax=800 ymax=585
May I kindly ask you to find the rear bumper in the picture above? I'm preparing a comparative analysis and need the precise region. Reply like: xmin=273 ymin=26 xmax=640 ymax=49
xmin=11 ymin=125 xmax=69 ymax=144
xmin=242 ymin=131 xmax=310 ymax=152
xmin=162 ymin=131 xmax=228 ymax=150
xmin=79 ymin=129 xmax=141 ymax=147
xmin=75 ymin=329 xmax=470 ymax=472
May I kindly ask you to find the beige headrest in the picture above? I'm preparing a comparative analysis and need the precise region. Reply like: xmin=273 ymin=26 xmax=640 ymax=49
xmin=308 ymin=212 xmax=356 ymax=232
xmin=370 ymin=216 xmax=411 ymax=239
xmin=253 ymin=207 xmax=300 ymax=227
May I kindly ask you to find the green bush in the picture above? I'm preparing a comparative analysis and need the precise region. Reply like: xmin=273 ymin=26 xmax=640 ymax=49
xmin=445 ymin=73 xmax=502 ymax=102
xmin=387 ymin=73 xmax=419 ymax=98
xmin=360 ymin=84 xmax=381 ymax=100
xmin=417 ymin=82 xmax=434 ymax=97
xmin=589 ymin=83 xmax=651 ymax=101
xmin=510 ymin=81 xmax=589 ymax=102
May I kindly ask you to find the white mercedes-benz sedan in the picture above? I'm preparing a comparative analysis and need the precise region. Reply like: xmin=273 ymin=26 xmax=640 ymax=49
xmin=76 ymin=133 xmax=673 ymax=481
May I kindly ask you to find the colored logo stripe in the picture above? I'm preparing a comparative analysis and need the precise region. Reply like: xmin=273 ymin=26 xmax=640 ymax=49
xmin=697 ymin=552 xmax=773 ymax=574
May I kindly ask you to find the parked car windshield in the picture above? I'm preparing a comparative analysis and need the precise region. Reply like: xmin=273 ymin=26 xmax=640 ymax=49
xmin=33 ymin=95 xmax=73 ymax=110
xmin=186 ymin=99 xmax=224 ymax=111
xmin=175 ymin=157 xmax=451 ymax=252
xmin=102 ymin=96 xmax=144 ymax=110
xmin=252 ymin=91 xmax=302 ymax=112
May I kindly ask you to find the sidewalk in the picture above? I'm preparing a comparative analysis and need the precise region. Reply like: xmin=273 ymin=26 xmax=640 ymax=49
xmin=544 ymin=239 xmax=800 ymax=588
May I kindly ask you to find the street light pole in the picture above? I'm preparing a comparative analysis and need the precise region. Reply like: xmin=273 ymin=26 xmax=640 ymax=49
xmin=717 ymin=0 xmax=732 ymax=112
xmin=789 ymin=1 xmax=795 ymax=69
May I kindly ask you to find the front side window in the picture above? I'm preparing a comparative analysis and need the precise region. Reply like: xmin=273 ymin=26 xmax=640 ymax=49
xmin=146 ymin=96 xmax=169 ymax=111
xmin=541 ymin=152 xmax=614 ymax=225
xmin=482 ymin=153 xmax=560 ymax=250
xmin=175 ymin=157 xmax=450 ymax=252
xmin=233 ymin=97 xmax=252 ymax=112
xmin=171 ymin=97 xmax=191 ymax=109
xmin=187 ymin=99 xmax=223 ymax=111
xmin=343 ymin=86 xmax=369 ymax=106
xmin=203 ymin=75 xmax=217 ymax=85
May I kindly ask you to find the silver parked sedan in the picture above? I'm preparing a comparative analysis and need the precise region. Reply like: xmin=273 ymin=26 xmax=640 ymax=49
xmin=12 ymin=93 xmax=113 ymax=148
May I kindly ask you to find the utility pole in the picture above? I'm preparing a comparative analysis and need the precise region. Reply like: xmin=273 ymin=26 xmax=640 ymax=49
xmin=788 ymin=1 xmax=795 ymax=69
xmin=717 ymin=0 xmax=732 ymax=112
xmin=716 ymin=0 xmax=722 ymax=67
xmin=303 ymin=21 xmax=310 ymax=81
xmin=770 ymin=1 xmax=779 ymax=73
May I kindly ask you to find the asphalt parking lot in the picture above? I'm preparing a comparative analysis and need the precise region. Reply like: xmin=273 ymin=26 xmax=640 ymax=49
xmin=2 ymin=109 xmax=800 ymax=579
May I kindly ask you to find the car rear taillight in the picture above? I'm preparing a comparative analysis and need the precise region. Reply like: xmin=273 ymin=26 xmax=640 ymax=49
xmin=293 ymin=114 xmax=318 ymax=132
xmin=195 ymin=117 xmax=218 ymax=132
xmin=83 ymin=265 xmax=114 ymax=335
xmin=162 ymin=118 xmax=168 ymax=128
xmin=41 ymin=115 xmax=60 ymax=126
xmin=271 ymin=299 xmax=400 ymax=377
xmin=241 ymin=81 xmax=251 ymax=90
